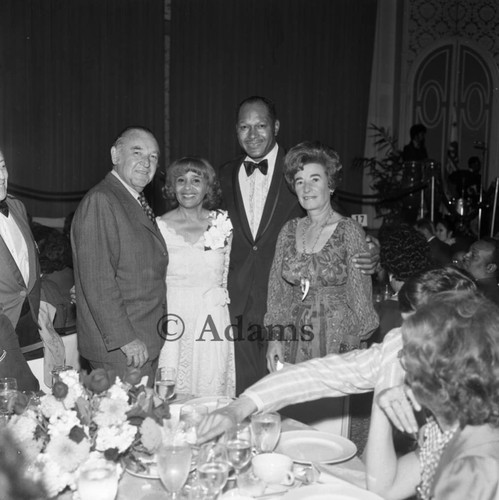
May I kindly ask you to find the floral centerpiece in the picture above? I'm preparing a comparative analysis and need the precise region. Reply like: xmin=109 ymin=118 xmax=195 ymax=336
xmin=204 ymin=210 xmax=233 ymax=250
xmin=6 ymin=368 xmax=170 ymax=498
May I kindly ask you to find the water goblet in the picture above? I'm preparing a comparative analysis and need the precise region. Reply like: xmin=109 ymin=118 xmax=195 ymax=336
xmin=223 ymin=421 xmax=252 ymax=476
xmin=250 ymin=412 xmax=281 ymax=454
xmin=179 ymin=404 xmax=208 ymax=445
xmin=196 ymin=442 xmax=230 ymax=499
xmin=157 ymin=441 xmax=192 ymax=500
xmin=155 ymin=367 xmax=176 ymax=401
xmin=77 ymin=461 xmax=119 ymax=500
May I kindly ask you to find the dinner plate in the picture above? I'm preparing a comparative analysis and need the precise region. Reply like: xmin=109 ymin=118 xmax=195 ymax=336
xmin=282 ymin=483 xmax=383 ymax=500
xmin=276 ymin=430 xmax=357 ymax=464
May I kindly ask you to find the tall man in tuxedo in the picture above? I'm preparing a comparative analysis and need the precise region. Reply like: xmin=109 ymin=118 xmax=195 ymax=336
xmin=0 ymin=149 xmax=41 ymax=390
xmin=72 ymin=127 xmax=168 ymax=383
xmin=220 ymin=96 xmax=378 ymax=394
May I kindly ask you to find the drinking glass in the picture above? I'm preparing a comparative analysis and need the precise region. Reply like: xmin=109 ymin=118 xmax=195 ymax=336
xmin=250 ymin=412 xmax=281 ymax=453
xmin=196 ymin=442 xmax=230 ymax=499
xmin=223 ymin=421 xmax=252 ymax=476
xmin=157 ymin=442 xmax=192 ymax=499
xmin=77 ymin=461 xmax=119 ymax=500
xmin=155 ymin=367 xmax=176 ymax=401
xmin=0 ymin=378 xmax=18 ymax=419
xmin=179 ymin=404 xmax=208 ymax=445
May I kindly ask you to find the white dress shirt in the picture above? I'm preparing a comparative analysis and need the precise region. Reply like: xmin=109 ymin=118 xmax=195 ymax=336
xmin=243 ymin=327 xmax=405 ymax=412
xmin=0 ymin=209 xmax=30 ymax=285
xmin=238 ymin=143 xmax=279 ymax=239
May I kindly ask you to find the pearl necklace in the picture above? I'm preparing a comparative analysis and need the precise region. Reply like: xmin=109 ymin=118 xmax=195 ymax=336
xmin=301 ymin=210 xmax=335 ymax=255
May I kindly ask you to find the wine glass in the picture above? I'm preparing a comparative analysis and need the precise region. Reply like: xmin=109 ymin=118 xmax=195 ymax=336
xmin=77 ymin=461 xmax=119 ymax=500
xmin=157 ymin=441 xmax=192 ymax=499
xmin=179 ymin=404 xmax=208 ymax=445
xmin=223 ymin=421 xmax=252 ymax=476
xmin=250 ymin=412 xmax=281 ymax=453
xmin=196 ymin=442 xmax=230 ymax=499
xmin=155 ymin=367 xmax=176 ymax=401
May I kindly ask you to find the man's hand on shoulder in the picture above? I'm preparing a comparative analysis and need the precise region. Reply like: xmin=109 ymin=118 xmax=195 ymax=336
xmin=353 ymin=235 xmax=380 ymax=275
xmin=120 ymin=339 xmax=149 ymax=368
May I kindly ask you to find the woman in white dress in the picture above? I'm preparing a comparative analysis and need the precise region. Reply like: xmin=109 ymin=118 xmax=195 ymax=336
xmin=157 ymin=157 xmax=235 ymax=397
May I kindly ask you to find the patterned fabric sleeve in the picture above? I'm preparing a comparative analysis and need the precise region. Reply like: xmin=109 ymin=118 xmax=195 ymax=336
xmin=433 ymin=456 xmax=499 ymax=500
xmin=263 ymin=220 xmax=295 ymax=328
xmin=343 ymin=219 xmax=379 ymax=341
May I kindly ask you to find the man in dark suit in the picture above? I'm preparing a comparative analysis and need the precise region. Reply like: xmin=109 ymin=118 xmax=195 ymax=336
xmin=219 ymin=96 xmax=378 ymax=394
xmin=415 ymin=218 xmax=452 ymax=266
xmin=72 ymin=127 xmax=168 ymax=384
xmin=0 ymin=149 xmax=41 ymax=390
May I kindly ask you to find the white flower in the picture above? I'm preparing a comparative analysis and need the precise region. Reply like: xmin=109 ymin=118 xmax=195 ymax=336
xmin=31 ymin=454 xmax=74 ymax=498
xmin=8 ymin=411 xmax=38 ymax=442
xmin=204 ymin=211 xmax=232 ymax=250
xmin=140 ymin=417 xmax=163 ymax=453
xmin=40 ymin=394 xmax=66 ymax=419
xmin=94 ymin=397 xmax=129 ymax=426
xmin=59 ymin=369 xmax=86 ymax=408
xmin=95 ymin=422 xmax=136 ymax=453
xmin=48 ymin=410 xmax=81 ymax=438
xmin=107 ymin=381 xmax=130 ymax=402
xmin=45 ymin=435 xmax=91 ymax=473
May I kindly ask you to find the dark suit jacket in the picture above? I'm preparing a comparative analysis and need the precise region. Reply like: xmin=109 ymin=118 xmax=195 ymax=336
xmin=0 ymin=196 xmax=41 ymax=329
xmin=219 ymin=147 xmax=304 ymax=393
xmin=71 ymin=173 xmax=168 ymax=368
xmin=428 ymin=236 xmax=452 ymax=266
xmin=0 ymin=196 xmax=41 ymax=390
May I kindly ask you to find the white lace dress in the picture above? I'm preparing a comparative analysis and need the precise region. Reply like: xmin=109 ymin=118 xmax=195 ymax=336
xmin=157 ymin=212 xmax=235 ymax=397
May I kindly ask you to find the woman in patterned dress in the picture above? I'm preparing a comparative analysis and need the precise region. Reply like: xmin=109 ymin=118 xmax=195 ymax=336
xmin=266 ymin=141 xmax=378 ymax=371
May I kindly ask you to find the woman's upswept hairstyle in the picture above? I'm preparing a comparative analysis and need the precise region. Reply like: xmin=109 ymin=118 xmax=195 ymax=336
xmin=402 ymin=290 xmax=499 ymax=428
xmin=283 ymin=141 xmax=343 ymax=192
xmin=163 ymin=156 xmax=222 ymax=210
xmin=398 ymin=266 xmax=476 ymax=314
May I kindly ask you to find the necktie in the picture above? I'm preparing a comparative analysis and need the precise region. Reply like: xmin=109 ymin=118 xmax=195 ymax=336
xmin=0 ymin=199 xmax=8 ymax=217
xmin=138 ymin=192 xmax=156 ymax=225
xmin=244 ymin=159 xmax=268 ymax=176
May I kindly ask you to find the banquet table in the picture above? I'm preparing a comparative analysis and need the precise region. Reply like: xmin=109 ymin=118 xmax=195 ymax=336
xmin=116 ymin=417 xmax=368 ymax=500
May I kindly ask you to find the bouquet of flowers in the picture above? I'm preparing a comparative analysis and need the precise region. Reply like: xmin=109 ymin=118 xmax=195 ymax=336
xmin=6 ymin=368 xmax=170 ymax=498
xmin=204 ymin=210 xmax=233 ymax=250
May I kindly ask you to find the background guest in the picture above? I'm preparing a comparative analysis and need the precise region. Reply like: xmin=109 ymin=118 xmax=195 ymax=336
xmin=402 ymin=123 xmax=428 ymax=162
xmin=371 ymin=224 xmax=431 ymax=344
xmin=462 ymin=237 xmax=499 ymax=305
xmin=71 ymin=126 xmax=168 ymax=383
xmin=265 ymin=141 xmax=378 ymax=370
xmin=415 ymin=218 xmax=452 ymax=266
xmin=0 ymin=148 xmax=40 ymax=390
xmin=218 ymin=96 xmax=379 ymax=394
xmin=157 ymin=157 xmax=235 ymax=397
xmin=365 ymin=291 xmax=499 ymax=500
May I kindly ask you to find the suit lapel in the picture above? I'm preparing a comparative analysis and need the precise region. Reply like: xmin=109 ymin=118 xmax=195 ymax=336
xmin=104 ymin=173 xmax=167 ymax=251
xmin=231 ymin=160 xmax=255 ymax=245
xmin=0 ymin=229 xmax=25 ymax=287
xmin=4 ymin=199 xmax=37 ymax=289
xmin=255 ymin=147 xmax=286 ymax=242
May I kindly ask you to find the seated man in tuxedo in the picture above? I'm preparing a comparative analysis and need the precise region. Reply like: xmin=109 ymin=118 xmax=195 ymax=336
xmin=0 ymin=148 xmax=41 ymax=391
xmin=415 ymin=218 xmax=452 ymax=267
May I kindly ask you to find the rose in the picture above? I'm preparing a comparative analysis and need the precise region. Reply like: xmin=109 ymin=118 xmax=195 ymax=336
xmin=124 ymin=368 xmax=142 ymax=386
xmin=52 ymin=381 xmax=69 ymax=400
xmin=84 ymin=369 xmax=115 ymax=394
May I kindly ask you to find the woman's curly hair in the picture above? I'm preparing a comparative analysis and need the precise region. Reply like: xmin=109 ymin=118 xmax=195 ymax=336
xmin=283 ymin=141 xmax=343 ymax=193
xmin=402 ymin=290 xmax=499 ymax=428
xmin=162 ymin=156 xmax=222 ymax=211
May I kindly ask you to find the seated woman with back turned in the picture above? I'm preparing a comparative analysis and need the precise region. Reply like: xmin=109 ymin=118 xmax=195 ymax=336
xmin=365 ymin=290 xmax=499 ymax=499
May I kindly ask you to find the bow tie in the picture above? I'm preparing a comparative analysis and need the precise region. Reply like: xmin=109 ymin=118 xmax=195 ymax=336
xmin=0 ymin=199 xmax=8 ymax=217
xmin=244 ymin=159 xmax=268 ymax=176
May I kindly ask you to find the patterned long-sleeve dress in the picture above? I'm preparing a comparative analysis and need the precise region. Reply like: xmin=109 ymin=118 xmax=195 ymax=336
xmin=264 ymin=217 xmax=378 ymax=363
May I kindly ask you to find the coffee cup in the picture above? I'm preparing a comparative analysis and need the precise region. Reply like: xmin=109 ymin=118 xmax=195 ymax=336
xmin=251 ymin=453 xmax=294 ymax=486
